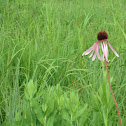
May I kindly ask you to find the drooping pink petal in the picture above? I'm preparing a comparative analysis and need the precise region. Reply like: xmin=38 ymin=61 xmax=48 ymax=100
xmin=91 ymin=42 xmax=104 ymax=61
xmin=82 ymin=41 xmax=98 ymax=56
xmin=92 ymin=49 xmax=97 ymax=61
xmin=96 ymin=42 xmax=104 ymax=61
xmin=101 ymin=42 xmax=105 ymax=56
xmin=105 ymin=45 xmax=109 ymax=62
xmin=104 ymin=41 xmax=109 ymax=62
xmin=92 ymin=42 xmax=100 ymax=61
xmin=89 ymin=49 xmax=95 ymax=58
xmin=101 ymin=41 xmax=109 ymax=62
xmin=105 ymin=42 xmax=109 ymax=58
xmin=107 ymin=42 xmax=119 ymax=57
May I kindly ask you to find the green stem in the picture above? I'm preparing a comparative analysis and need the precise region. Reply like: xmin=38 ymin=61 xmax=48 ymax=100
xmin=105 ymin=60 xmax=122 ymax=126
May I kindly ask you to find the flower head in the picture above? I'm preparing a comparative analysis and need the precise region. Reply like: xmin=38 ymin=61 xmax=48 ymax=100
xmin=82 ymin=30 xmax=119 ymax=62
xmin=97 ymin=30 xmax=108 ymax=40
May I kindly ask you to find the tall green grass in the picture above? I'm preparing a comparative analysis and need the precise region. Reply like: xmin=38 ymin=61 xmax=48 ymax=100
xmin=0 ymin=0 xmax=126 ymax=125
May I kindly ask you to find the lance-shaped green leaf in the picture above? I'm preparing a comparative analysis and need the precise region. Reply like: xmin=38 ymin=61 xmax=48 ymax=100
xmin=27 ymin=80 xmax=37 ymax=100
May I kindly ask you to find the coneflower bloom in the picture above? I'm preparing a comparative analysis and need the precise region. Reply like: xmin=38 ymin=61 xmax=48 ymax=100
xmin=82 ymin=30 xmax=119 ymax=62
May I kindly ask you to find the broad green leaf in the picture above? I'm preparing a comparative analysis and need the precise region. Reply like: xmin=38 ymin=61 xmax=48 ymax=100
xmin=58 ymin=95 xmax=65 ymax=110
xmin=55 ymin=84 xmax=62 ymax=97
xmin=32 ymin=98 xmax=44 ymax=124
xmin=24 ymin=88 xmax=29 ymax=100
xmin=92 ymin=111 xmax=103 ymax=126
xmin=22 ymin=100 xmax=35 ymax=125
xmin=42 ymin=103 xmax=47 ymax=112
xmin=35 ymin=89 xmax=43 ymax=99
xmin=72 ymin=104 xmax=88 ymax=121
xmin=101 ymin=106 xmax=108 ymax=126
xmin=62 ymin=109 xmax=70 ymax=122
xmin=90 ymin=92 xmax=100 ymax=110
xmin=27 ymin=80 xmax=36 ymax=99
xmin=47 ymin=111 xmax=56 ymax=126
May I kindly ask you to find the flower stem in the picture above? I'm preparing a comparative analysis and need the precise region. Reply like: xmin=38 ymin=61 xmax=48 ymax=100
xmin=105 ymin=60 xmax=122 ymax=126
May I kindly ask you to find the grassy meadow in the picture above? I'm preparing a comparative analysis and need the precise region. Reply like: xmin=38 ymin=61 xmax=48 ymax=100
xmin=0 ymin=0 xmax=126 ymax=125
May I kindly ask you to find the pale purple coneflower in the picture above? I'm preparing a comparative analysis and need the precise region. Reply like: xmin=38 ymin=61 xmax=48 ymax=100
xmin=82 ymin=30 xmax=122 ymax=126
xmin=82 ymin=30 xmax=119 ymax=62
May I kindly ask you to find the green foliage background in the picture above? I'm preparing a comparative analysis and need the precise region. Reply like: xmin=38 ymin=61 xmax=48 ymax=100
xmin=0 ymin=0 xmax=126 ymax=125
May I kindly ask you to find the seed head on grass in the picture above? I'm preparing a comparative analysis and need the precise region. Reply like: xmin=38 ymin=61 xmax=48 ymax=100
xmin=82 ymin=30 xmax=119 ymax=62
